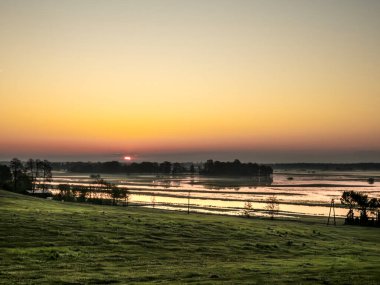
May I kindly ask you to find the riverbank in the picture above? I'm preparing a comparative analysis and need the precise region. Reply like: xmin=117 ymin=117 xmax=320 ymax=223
xmin=1 ymin=190 xmax=379 ymax=284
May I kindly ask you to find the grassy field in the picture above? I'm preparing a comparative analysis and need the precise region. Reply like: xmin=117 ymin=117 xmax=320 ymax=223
xmin=0 ymin=190 xmax=379 ymax=284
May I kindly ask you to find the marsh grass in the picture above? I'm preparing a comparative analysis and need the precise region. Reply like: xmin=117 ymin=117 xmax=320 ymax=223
xmin=0 ymin=190 xmax=379 ymax=284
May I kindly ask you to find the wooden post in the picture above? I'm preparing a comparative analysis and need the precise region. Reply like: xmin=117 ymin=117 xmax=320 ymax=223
xmin=187 ymin=190 xmax=190 ymax=214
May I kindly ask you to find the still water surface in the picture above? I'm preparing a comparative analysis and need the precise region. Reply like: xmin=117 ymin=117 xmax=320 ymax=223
xmin=50 ymin=170 xmax=380 ymax=218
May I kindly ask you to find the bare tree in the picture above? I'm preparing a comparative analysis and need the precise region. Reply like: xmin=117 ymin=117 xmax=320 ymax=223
xmin=265 ymin=195 xmax=280 ymax=219
xmin=242 ymin=201 xmax=253 ymax=218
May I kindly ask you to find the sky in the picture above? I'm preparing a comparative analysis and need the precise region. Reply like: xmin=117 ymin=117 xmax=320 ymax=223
xmin=1 ymin=0 xmax=380 ymax=162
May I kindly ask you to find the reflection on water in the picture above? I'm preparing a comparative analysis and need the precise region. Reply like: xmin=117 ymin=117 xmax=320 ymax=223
xmin=49 ymin=170 xmax=380 ymax=218
xmin=194 ymin=176 xmax=273 ymax=190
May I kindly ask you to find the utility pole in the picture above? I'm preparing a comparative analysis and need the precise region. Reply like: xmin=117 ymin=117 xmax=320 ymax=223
xmin=327 ymin=199 xmax=336 ymax=226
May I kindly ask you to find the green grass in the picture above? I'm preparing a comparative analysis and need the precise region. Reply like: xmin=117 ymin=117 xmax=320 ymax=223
xmin=0 ymin=190 xmax=379 ymax=284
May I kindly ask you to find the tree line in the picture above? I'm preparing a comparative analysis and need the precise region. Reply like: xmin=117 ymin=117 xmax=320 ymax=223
xmin=52 ymin=161 xmax=192 ymax=174
xmin=0 ymin=158 xmax=52 ymax=194
xmin=201 ymin=159 xmax=273 ymax=176
xmin=52 ymin=160 xmax=273 ymax=176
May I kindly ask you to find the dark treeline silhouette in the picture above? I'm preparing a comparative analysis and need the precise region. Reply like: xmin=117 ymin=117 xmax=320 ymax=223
xmin=272 ymin=163 xmax=380 ymax=171
xmin=341 ymin=190 xmax=380 ymax=227
xmin=0 ymin=158 xmax=52 ymax=194
xmin=52 ymin=160 xmax=272 ymax=176
xmin=52 ymin=161 xmax=189 ymax=174
xmin=201 ymin=159 xmax=273 ymax=176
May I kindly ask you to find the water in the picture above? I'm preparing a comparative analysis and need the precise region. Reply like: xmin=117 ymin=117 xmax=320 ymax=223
xmin=49 ymin=170 xmax=380 ymax=218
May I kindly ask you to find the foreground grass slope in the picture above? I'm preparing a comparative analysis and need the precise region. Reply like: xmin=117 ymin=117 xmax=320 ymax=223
xmin=0 ymin=190 xmax=379 ymax=284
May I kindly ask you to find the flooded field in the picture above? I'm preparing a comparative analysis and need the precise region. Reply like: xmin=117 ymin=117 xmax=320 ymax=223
xmin=50 ymin=170 xmax=380 ymax=218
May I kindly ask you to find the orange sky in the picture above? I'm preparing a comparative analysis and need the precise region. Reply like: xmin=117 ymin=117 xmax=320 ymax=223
xmin=1 ymin=0 xmax=380 ymax=162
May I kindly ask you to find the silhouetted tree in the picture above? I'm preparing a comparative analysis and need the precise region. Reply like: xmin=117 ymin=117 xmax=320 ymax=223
xmin=0 ymin=165 xmax=12 ymax=190
xmin=357 ymin=193 xmax=369 ymax=222
xmin=25 ymin=159 xmax=43 ymax=193
xmin=110 ymin=184 xmax=121 ymax=205
xmin=89 ymin=174 xmax=102 ymax=199
xmin=120 ymin=188 xmax=130 ymax=207
xmin=40 ymin=160 xmax=52 ymax=191
xmin=340 ymin=191 xmax=379 ymax=225
xmin=340 ymin=191 xmax=359 ymax=212
xmin=10 ymin=158 xmax=24 ymax=192
xmin=340 ymin=190 xmax=358 ymax=219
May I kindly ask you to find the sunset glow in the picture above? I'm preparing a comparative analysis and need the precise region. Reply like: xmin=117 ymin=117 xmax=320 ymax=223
xmin=1 ymin=0 xmax=379 ymax=162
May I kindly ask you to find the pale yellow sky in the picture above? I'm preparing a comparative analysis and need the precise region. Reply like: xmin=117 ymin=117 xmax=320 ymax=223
xmin=0 ymin=0 xmax=379 ymax=161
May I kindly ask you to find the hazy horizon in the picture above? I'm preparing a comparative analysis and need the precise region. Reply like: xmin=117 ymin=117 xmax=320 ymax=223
xmin=1 ymin=149 xmax=380 ymax=163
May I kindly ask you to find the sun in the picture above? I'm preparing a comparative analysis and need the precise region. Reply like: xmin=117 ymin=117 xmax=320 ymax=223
xmin=123 ymin=156 xmax=132 ymax=161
